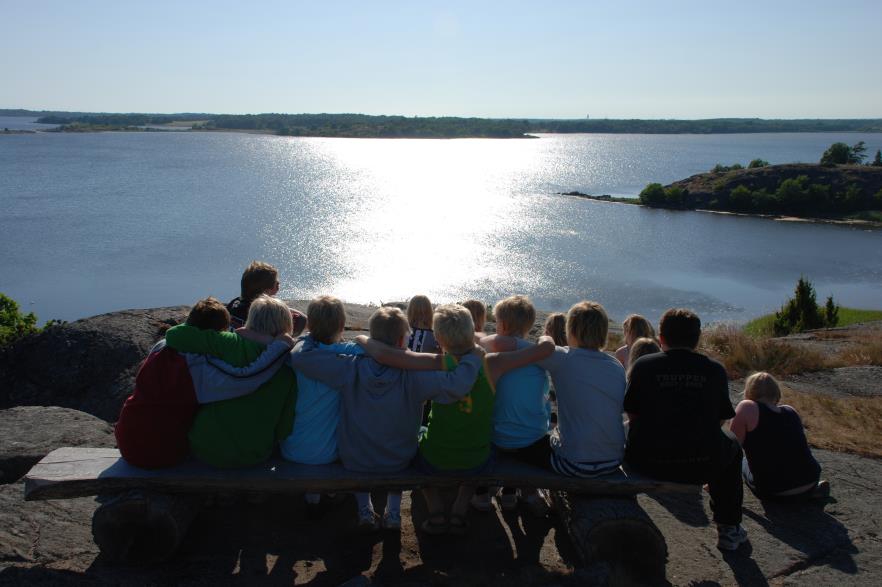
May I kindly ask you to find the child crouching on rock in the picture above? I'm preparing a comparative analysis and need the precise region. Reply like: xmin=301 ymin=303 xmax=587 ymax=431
xmin=730 ymin=372 xmax=829 ymax=500
xmin=115 ymin=297 xmax=294 ymax=469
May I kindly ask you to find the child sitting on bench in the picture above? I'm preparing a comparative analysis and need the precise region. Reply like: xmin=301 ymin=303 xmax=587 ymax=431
xmin=286 ymin=305 xmax=484 ymax=531
xmin=115 ymin=297 xmax=293 ymax=469
xmin=357 ymin=304 xmax=554 ymax=535
xmin=164 ymin=295 xmax=300 ymax=468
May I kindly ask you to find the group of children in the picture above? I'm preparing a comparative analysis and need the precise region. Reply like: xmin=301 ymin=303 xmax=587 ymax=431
xmin=114 ymin=260 xmax=828 ymax=549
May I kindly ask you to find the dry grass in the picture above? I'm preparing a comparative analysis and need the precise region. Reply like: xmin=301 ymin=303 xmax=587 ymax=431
xmin=699 ymin=324 xmax=830 ymax=379
xmin=781 ymin=384 xmax=882 ymax=458
xmin=835 ymin=334 xmax=882 ymax=367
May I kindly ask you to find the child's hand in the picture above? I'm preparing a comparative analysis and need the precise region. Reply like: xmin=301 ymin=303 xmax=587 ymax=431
xmin=470 ymin=345 xmax=486 ymax=358
xmin=353 ymin=335 xmax=370 ymax=347
xmin=274 ymin=333 xmax=296 ymax=348
xmin=290 ymin=310 xmax=307 ymax=336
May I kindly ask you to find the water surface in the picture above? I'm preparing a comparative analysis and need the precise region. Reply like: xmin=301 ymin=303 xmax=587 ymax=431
xmin=1 ymin=130 xmax=880 ymax=323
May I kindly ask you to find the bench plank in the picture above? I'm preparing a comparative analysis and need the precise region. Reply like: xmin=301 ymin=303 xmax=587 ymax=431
xmin=25 ymin=447 xmax=698 ymax=500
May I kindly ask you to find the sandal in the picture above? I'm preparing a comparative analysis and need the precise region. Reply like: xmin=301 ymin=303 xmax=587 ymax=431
xmin=420 ymin=512 xmax=448 ymax=535
xmin=447 ymin=513 xmax=470 ymax=536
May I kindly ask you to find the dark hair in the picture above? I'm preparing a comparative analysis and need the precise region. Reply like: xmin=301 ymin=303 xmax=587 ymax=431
xmin=240 ymin=261 xmax=278 ymax=302
xmin=187 ymin=297 xmax=231 ymax=331
xmin=659 ymin=308 xmax=701 ymax=349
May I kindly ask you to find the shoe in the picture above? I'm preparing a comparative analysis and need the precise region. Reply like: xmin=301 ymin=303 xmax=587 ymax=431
xmin=810 ymin=479 xmax=831 ymax=499
xmin=420 ymin=513 xmax=448 ymax=535
xmin=499 ymin=492 xmax=518 ymax=511
xmin=716 ymin=524 xmax=748 ymax=551
xmin=521 ymin=489 xmax=550 ymax=517
xmin=470 ymin=492 xmax=493 ymax=512
xmin=357 ymin=506 xmax=379 ymax=532
xmin=448 ymin=513 xmax=469 ymax=536
xmin=383 ymin=510 xmax=401 ymax=530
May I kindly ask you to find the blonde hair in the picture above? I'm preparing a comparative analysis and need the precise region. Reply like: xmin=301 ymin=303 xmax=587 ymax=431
xmin=493 ymin=295 xmax=536 ymax=337
xmin=369 ymin=307 xmax=411 ymax=346
xmin=567 ymin=301 xmax=609 ymax=350
xmin=744 ymin=372 xmax=782 ymax=404
xmin=461 ymin=299 xmax=487 ymax=332
xmin=543 ymin=312 xmax=567 ymax=346
xmin=406 ymin=295 xmax=434 ymax=329
xmin=623 ymin=314 xmax=655 ymax=344
xmin=245 ymin=294 xmax=293 ymax=337
xmin=240 ymin=261 xmax=278 ymax=302
xmin=433 ymin=304 xmax=476 ymax=355
xmin=307 ymin=295 xmax=346 ymax=345
xmin=627 ymin=337 xmax=661 ymax=372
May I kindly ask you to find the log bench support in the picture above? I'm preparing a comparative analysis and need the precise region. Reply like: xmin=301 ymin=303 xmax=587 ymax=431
xmin=93 ymin=490 xmax=201 ymax=563
xmin=25 ymin=447 xmax=693 ymax=566
xmin=552 ymin=491 xmax=667 ymax=581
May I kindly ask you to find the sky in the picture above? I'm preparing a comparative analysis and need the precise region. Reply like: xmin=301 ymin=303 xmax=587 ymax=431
xmin=3 ymin=0 xmax=881 ymax=119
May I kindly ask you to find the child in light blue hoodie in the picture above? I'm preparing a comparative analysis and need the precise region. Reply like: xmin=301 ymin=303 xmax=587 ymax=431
xmin=283 ymin=296 xmax=361 ymax=508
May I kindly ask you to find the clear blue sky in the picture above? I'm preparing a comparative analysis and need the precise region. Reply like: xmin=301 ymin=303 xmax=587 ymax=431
xmin=3 ymin=0 xmax=881 ymax=118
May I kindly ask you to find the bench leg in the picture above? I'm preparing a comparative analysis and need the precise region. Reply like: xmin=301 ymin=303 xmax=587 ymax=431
xmin=552 ymin=492 xmax=667 ymax=581
xmin=92 ymin=490 xmax=200 ymax=563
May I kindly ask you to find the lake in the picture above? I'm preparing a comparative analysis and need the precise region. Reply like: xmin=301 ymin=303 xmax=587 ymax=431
xmin=1 ymin=121 xmax=881 ymax=324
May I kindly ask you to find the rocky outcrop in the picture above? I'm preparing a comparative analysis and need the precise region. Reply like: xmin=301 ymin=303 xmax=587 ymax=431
xmin=667 ymin=163 xmax=882 ymax=207
xmin=0 ymin=407 xmax=116 ymax=484
xmin=0 ymin=307 xmax=187 ymax=422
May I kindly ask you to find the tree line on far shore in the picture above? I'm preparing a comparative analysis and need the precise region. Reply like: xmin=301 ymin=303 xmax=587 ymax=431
xmin=30 ymin=111 xmax=882 ymax=138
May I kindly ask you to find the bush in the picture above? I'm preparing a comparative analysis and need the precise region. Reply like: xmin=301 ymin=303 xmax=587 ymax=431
xmin=820 ymin=141 xmax=868 ymax=166
xmin=638 ymin=183 xmax=666 ymax=206
xmin=0 ymin=293 xmax=41 ymax=346
xmin=773 ymin=277 xmax=838 ymax=336
xmin=748 ymin=158 xmax=769 ymax=168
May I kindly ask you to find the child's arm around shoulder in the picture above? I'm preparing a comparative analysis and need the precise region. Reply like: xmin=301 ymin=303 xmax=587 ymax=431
xmin=409 ymin=347 xmax=485 ymax=402
xmin=354 ymin=335 xmax=443 ymax=370
xmin=729 ymin=399 xmax=760 ymax=444
xmin=485 ymin=336 xmax=555 ymax=384
xmin=193 ymin=335 xmax=295 ymax=403
xmin=479 ymin=333 xmax=518 ymax=353
xmin=165 ymin=323 xmax=243 ymax=357
xmin=287 ymin=337 xmax=358 ymax=392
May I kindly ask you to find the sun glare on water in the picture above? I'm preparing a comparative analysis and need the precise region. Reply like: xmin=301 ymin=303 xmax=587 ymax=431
xmin=299 ymin=137 xmax=547 ymax=304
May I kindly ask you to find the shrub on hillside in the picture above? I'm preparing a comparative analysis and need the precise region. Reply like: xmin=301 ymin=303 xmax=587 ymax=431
xmin=0 ymin=293 xmax=40 ymax=346
xmin=773 ymin=277 xmax=839 ymax=336
xmin=748 ymin=158 xmax=769 ymax=168
xmin=820 ymin=141 xmax=867 ymax=166
xmin=0 ymin=293 xmax=61 ymax=347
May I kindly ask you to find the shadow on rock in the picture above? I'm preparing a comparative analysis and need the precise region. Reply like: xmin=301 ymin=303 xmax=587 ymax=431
xmin=743 ymin=497 xmax=858 ymax=576
xmin=643 ymin=490 xmax=710 ymax=528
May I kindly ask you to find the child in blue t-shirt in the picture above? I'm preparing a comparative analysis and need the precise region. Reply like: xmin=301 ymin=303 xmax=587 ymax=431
xmin=474 ymin=295 xmax=552 ymax=516
xmin=239 ymin=295 xmax=361 ymax=515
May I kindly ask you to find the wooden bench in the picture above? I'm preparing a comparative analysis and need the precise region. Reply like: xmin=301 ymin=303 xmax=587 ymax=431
xmin=25 ymin=447 xmax=698 ymax=567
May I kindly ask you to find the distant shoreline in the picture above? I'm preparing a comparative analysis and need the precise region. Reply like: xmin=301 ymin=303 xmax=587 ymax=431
xmin=5 ymin=110 xmax=882 ymax=138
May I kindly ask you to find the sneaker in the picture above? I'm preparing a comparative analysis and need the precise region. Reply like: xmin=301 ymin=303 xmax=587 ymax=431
xmin=383 ymin=510 xmax=402 ymax=530
xmin=521 ymin=489 xmax=550 ymax=517
xmin=357 ymin=506 xmax=379 ymax=532
xmin=810 ymin=479 xmax=831 ymax=499
xmin=470 ymin=492 xmax=493 ymax=512
xmin=499 ymin=492 xmax=518 ymax=511
xmin=716 ymin=524 xmax=748 ymax=551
